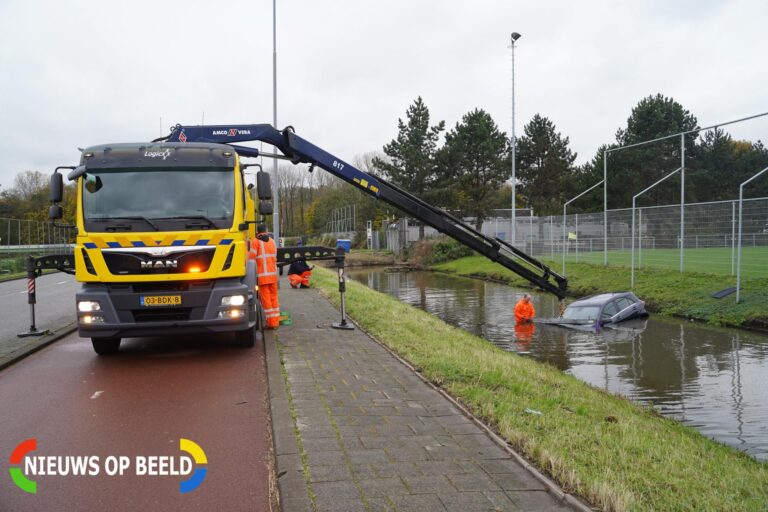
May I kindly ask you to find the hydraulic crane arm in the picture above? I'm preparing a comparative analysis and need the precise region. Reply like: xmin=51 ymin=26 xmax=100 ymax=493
xmin=159 ymin=124 xmax=568 ymax=299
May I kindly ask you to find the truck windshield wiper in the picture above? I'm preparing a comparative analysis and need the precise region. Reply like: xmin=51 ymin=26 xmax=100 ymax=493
xmin=151 ymin=215 xmax=218 ymax=228
xmin=92 ymin=216 xmax=160 ymax=231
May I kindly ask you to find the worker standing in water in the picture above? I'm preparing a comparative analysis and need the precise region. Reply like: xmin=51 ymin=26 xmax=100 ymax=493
xmin=514 ymin=293 xmax=536 ymax=345
xmin=514 ymin=293 xmax=536 ymax=324
xmin=249 ymin=224 xmax=280 ymax=329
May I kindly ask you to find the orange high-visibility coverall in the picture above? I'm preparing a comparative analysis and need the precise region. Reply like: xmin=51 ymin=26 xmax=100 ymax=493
xmin=287 ymin=259 xmax=312 ymax=288
xmin=249 ymin=234 xmax=280 ymax=328
xmin=514 ymin=298 xmax=536 ymax=324
xmin=288 ymin=271 xmax=311 ymax=288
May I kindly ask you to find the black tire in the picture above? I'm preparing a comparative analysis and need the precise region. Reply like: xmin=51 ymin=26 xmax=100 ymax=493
xmin=92 ymin=337 xmax=121 ymax=355
xmin=235 ymin=327 xmax=256 ymax=348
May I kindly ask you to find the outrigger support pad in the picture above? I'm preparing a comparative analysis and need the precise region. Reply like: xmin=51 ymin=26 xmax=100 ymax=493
xmin=332 ymin=247 xmax=354 ymax=331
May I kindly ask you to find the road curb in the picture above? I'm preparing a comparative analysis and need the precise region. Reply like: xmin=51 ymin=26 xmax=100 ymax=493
xmin=265 ymin=330 xmax=314 ymax=511
xmin=0 ymin=321 xmax=77 ymax=371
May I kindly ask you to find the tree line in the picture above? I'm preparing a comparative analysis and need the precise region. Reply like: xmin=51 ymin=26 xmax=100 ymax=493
xmin=2 ymin=93 xmax=767 ymax=239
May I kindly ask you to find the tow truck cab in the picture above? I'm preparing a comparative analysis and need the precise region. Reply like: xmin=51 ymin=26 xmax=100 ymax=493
xmin=50 ymin=142 xmax=271 ymax=354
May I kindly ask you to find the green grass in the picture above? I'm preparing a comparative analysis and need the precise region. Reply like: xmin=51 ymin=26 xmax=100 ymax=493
xmin=564 ymin=246 xmax=767 ymax=278
xmin=434 ymin=256 xmax=768 ymax=330
xmin=313 ymin=267 xmax=768 ymax=511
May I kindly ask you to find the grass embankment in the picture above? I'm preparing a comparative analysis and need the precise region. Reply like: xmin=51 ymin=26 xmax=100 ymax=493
xmin=312 ymin=267 xmax=768 ymax=511
xmin=434 ymin=256 xmax=768 ymax=330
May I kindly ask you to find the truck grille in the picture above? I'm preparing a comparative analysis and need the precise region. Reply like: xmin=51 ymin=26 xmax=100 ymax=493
xmin=103 ymin=248 xmax=215 ymax=275
xmin=132 ymin=308 xmax=192 ymax=323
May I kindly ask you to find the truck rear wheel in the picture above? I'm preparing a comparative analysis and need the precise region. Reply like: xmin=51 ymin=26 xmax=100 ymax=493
xmin=91 ymin=337 xmax=121 ymax=355
xmin=234 ymin=327 xmax=255 ymax=348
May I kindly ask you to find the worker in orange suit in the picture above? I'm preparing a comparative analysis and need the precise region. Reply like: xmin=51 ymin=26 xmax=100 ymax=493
xmin=248 ymin=224 xmax=280 ymax=329
xmin=287 ymin=258 xmax=313 ymax=289
xmin=514 ymin=293 xmax=536 ymax=324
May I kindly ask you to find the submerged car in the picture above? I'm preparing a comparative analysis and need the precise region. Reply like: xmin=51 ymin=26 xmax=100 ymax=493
xmin=539 ymin=292 xmax=648 ymax=328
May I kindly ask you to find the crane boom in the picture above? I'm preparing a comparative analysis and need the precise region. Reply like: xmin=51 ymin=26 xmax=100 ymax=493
xmin=161 ymin=124 xmax=568 ymax=299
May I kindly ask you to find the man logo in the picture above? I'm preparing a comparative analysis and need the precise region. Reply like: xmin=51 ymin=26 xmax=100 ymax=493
xmin=141 ymin=260 xmax=178 ymax=269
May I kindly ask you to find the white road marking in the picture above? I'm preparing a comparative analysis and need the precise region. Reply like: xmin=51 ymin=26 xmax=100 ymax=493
xmin=56 ymin=281 xmax=69 ymax=285
xmin=90 ymin=391 xmax=104 ymax=399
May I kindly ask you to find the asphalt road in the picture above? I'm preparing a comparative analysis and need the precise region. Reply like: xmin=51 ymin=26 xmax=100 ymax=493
xmin=0 ymin=272 xmax=79 ymax=341
xmin=0 ymin=331 xmax=275 ymax=511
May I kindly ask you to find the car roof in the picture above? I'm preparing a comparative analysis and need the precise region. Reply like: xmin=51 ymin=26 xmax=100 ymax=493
xmin=568 ymin=292 xmax=635 ymax=307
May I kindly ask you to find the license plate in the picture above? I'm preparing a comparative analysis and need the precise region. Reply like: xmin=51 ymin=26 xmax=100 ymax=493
xmin=140 ymin=295 xmax=182 ymax=307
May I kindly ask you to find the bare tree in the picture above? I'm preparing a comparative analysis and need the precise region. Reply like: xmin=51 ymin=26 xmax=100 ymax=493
xmin=13 ymin=170 xmax=47 ymax=200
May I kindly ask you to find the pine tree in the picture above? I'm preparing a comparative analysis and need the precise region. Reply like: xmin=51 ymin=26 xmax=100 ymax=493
xmin=438 ymin=109 xmax=509 ymax=230
xmin=516 ymin=114 xmax=577 ymax=215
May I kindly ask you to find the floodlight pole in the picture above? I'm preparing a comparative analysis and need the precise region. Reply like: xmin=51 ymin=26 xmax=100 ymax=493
xmin=632 ymin=167 xmax=681 ymax=288
xmin=272 ymin=0 xmax=280 ymax=245
xmin=736 ymin=165 xmax=768 ymax=303
xmin=510 ymin=32 xmax=521 ymax=245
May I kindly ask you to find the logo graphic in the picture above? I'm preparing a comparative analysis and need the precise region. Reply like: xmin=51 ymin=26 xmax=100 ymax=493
xmin=144 ymin=149 xmax=171 ymax=160
xmin=9 ymin=438 xmax=37 ymax=494
xmin=7 ymin=437 xmax=207 ymax=494
xmin=228 ymin=128 xmax=237 ymax=136
xmin=179 ymin=438 xmax=207 ymax=493
xmin=178 ymin=129 xmax=187 ymax=143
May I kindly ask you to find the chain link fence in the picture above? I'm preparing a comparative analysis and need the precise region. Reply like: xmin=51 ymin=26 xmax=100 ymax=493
xmin=354 ymin=197 xmax=767 ymax=278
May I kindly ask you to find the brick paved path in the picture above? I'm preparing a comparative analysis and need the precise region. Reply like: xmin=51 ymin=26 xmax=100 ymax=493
xmin=267 ymin=284 xmax=584 ymax=512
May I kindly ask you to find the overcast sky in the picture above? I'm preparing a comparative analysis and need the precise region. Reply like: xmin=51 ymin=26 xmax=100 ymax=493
xmin=1 ymin=0 xmax=767 ymax=190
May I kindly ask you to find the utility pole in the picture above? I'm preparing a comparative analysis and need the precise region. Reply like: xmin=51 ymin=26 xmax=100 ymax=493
xmin=510 ymin=32 xmax=521 ymax=245
xmin=272 ymin=0 xmax=281 ymax=244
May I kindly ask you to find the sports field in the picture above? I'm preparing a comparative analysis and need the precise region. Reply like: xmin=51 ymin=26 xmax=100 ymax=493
xmin=562 ymin=246 xmax=768 ymax=278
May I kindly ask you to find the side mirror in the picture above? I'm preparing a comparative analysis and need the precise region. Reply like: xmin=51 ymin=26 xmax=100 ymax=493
xmin=259 ymin=200 xmax=273 ymax=216
xmin=256 ymin=171 xmax=272 ymax=200
xmin=50 ymin=172 xmax=63 ymax=203
xmin=49 ymin=204 xmax=63 ymax=220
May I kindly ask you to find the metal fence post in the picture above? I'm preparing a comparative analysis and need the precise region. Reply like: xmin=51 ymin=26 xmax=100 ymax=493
xmin=575 ymin=213 xmax=579 ymax=262
xmin=737 ymin=166 xmax=768 ymax=303
xmin=638 ymin=208 xmax=643 ymax=269
xmin=632 ymin=167 xmax=682 ymax=289
xmin=730 ymin=201 xmax=738 ymax=275
xmin=604 ymin=150 xmax=608 ymax=265
xmin=680 ymin=133 xmax=685 ymax=273
xmin=529 ymin=209 xmax=533 ymax=255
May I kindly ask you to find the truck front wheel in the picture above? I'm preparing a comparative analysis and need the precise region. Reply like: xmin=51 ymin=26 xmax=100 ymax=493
xmin=92 ymin=337 xmax=121 ymax=355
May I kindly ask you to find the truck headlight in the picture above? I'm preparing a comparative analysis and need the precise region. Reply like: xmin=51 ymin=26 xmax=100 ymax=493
xmin=78 ymin=301 xmax=102 ymax=312
xmin=221 ymin=295 xmax=246 ymax=307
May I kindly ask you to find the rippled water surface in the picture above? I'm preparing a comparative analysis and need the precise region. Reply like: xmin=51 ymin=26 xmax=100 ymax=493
xmin=349 ymin=268 xmax=768 ymax=461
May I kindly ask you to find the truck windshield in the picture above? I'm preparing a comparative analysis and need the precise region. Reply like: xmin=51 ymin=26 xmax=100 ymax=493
xmin=82 ymin=167 xmax=235 ymax=231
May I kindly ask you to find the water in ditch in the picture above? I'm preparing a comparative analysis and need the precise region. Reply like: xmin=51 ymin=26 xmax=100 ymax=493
xmin=348 ymin=268 xmax=768 ymax=461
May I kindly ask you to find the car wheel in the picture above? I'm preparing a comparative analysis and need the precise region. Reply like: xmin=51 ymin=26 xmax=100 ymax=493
xmin=92 ymin=337 xmax=121 ymax=355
